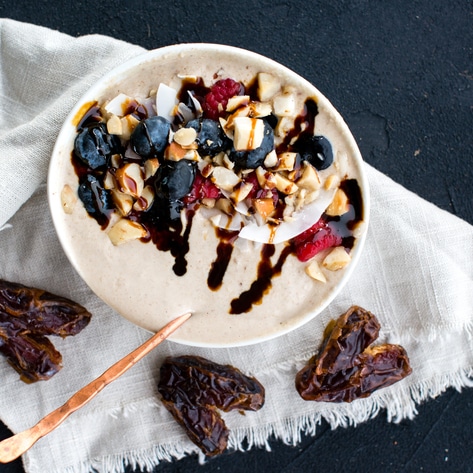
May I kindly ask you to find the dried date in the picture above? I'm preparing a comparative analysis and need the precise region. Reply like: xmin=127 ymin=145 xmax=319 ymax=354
xmin=158 ymin=355 xmax=265 ymax=456
xmin=295 ymin=306 xmax=412 ymax=403
xmin=0 ymin=279 xmax=92 ymax=383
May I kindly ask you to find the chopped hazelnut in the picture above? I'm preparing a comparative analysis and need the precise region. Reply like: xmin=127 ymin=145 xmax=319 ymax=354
xmin=273 ymin=91 xmax=296 ymax=117
xmin=274 ymin=173 xmax=299 ymax=195
xmin=305 ymin=260 xmax=327 ymax=282
xmin=111 ymin=190 xmax=134 ymax=216
xmin=106 ymin=114 xmax=123 ymax=135
xmin=144 ymin=158 xmax=160 ymax=179
xmin=324 ymin=174 xmax=340 ymax=190
xmin=257 ymin=72 xmax=281 ymax=101
xmin=275 ymin=152 xmax=298 ymax=172
xmin=322 ymin=247 xmax=351 ymax=271
xmin=115 ymin=162 xmax=144 ymax=198
xmin=226 ymin=95 xmax=250 ymax=112
xmin=60 ymin=184 xmax=77 ymax=214
xmin=325 ymin=188 xmax=350 ymax=216
xmin=133 ymin=185 xmax=155 ymax=212
xmin=107 ymin=219 xmax=147 ymax=246
xmin=263 ymin=150 xmax=278 ymax=168
xmin=297 ymin=162 xmax=320 ymax=191
xmin=253 ymin=198 xmax=275 ymax=221
xmin=103 ymin=171 xmax=116 ymax=190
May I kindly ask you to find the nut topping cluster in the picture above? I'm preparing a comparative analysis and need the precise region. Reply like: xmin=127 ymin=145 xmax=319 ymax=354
xmin=68 ymin=71 xmax=364 ymax=294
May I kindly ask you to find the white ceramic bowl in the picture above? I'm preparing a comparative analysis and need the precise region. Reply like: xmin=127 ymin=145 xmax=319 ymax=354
xmin=48 ymin=44 xmax=370 ymax=347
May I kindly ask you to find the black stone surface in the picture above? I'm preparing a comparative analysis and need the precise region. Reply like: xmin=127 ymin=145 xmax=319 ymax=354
xmin=0 ymin=0 xmax=472 ymax=471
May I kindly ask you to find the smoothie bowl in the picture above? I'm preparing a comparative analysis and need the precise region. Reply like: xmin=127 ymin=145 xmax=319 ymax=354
xmin=48 ymin=44 xmax=369 ymax=347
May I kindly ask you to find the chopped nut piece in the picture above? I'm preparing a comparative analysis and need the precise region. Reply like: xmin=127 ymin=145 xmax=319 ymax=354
xmin=211 ymin=166 xmax=241 ymax=192
xmin=275 ymin=116 xmax=294 ymax=138
xmin=165 ymin=141 xmax=198 ymax=161
xmin=222 ymin=153 xmax=235 ymax=170
xmin=106 ymin=114 xmax=123 ymax=135
xmin=201 ymin=198 xmax=216 ymax=208
xmin=305 ymin=260 xmax=327 ymax=283
xmin=133 ymin=185 xmax=155 ymax=211
xmin=263 ymin=150 xmax=278 ymax=168
xmin=103 ymin=171 xmax=116 ymax=190
xmin=61 ymin=184 xmax=77 ymax=214
xmin=325 ymin=188 xmax=349 ymax=216
xmin=107 ymin=219 xmax=147 ymax=245
xmin=274 ymin=173 xmax=299 ymax=195
xmin=199 ymin=161 xmax=214 ymax=178
xmin=255 ymin=166 xmax=277 ymax=189
xmin=144 ymin=158 xmax=160 ymax=179
xmin=219 ymin=117 xmax=233 ymax=140
xmin=215 ymin=197 xmax=234 ymax=215
xmin=249 ymin=101 xmax=273 ymax=118
xmin=110 ymin=154 xmax=122 ymax=169
xmin=115 ymin=162 xmax=144 ymax=198
xmin=226 ymin=95 xmax=250 ymax=112
xmin=253 ymin=198 xmax=275 ymax=220
xmin=233 ymin=117 xmax=265 ymax=151
xmin=324 ymin=174 xmax=340 ymax=190
xmin=273 ymin=91 xmax=296 ymax=117
xmin=111 ymin=189 xmax=134 ymax=216
xmin=173 ymin=127 xmax=197 ymax=147
xmin=257 ymin=72 xmax=281 ymax=101
xmin=322 ymin=247 xmax=352 ymax=271
xmin=120 ymin=114 xmax=140 ymax=141
xmin=231 ymin=182 xmax=253 ymax=203
xmin=213 ymin=152 xmax=225 ymax=167
xmin=297 ymin=162 xmax=321 ymax=191
xmin=275 ymin=152 xmax=298 ymax=171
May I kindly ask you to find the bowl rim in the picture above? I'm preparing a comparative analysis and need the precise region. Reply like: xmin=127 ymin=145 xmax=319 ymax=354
xmin=48 ymin=43 xmax=370 ymax=348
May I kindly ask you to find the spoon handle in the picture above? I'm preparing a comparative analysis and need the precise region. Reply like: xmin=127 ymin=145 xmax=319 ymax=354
xmin=0 ymin=312 xmax=191 ymax=463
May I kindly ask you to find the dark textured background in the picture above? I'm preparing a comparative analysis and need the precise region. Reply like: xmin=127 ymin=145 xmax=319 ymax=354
xmin=0 ymin=0 xmax=472 ymax=471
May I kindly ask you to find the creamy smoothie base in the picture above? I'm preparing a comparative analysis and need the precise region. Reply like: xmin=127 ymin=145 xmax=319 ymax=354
xmin=48 ymin=45 xmax=369 ymax=347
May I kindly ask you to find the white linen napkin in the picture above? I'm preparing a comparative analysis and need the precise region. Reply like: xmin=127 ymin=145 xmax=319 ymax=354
xmin=1 ymin=18 xmax=473 ymax=473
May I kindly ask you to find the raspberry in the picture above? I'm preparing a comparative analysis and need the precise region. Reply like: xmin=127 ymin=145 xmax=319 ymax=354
xmin=202 ymin=78 xmax=244 ymax=120
xmin=292 ymin=218 xmax=342 ymax=262
xmin=183 ymin=172 xmax=222 ymax=205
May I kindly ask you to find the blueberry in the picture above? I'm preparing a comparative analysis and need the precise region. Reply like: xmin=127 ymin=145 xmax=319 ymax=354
xmin=74 ymin=123 xmax=120 ymax=170
xmin=78 ymin=174 xmax=113 ymax=219
xmin=294 ymin=135 xmax=333 ymax=170
xmin=130 ymin=116 xmax=171 ymax=160
xmin=186 ymin=118 xmax=230 ymax=157
xmin=229 ymin=120 xmax=274 ymax=169
xmin=155 ymin=159 xmax=197 ymax=202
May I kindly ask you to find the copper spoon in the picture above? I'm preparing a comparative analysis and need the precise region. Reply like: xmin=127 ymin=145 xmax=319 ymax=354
xmin=0 ymin=312 xmax=192 ymax=463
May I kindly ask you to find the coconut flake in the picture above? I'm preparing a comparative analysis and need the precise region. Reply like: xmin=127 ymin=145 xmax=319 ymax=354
xmin=104 ymin=93 xmax=133 ymax=117
xmin=238 ymin=187 xmax=337 ymax=244
xmin=188 ymin=91 xmax=203 ymax=116
xmin=156 ymin=83 xmax=178 ymax=122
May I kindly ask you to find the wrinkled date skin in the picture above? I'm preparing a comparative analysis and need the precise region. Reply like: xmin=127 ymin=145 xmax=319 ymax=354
xmin=158 ymin=355 xmax=265 ymax=456
xmin=0 ymin=279 xmax=92 ymax=383
xmin=295 ymin=306 xmax=412 ymax=403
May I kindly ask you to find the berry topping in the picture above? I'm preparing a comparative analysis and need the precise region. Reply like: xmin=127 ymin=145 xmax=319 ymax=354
xmin=229 ymin=120 xmax=274 ymax=169
xmin=186 ymin=118 xmax=230 ymax=157
xmin=183 ymin=172 xmax=222 ymax=205
xmin=77 ymin=174 xmax=113 ymax=221
xmin=74 ymin=123 xmax=121 ymax=170
xmin=294 ymin=135 xmax=334 ymax=171
xmin=155 ymin=159 xmax=197 ymax=202
xmin=202 ymin=78 xmax=244 ymax=120
xmin=292 ymin=218 xmax=342 ymax=262
xmin=130 ymin=115 xmax=171 ymax=161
